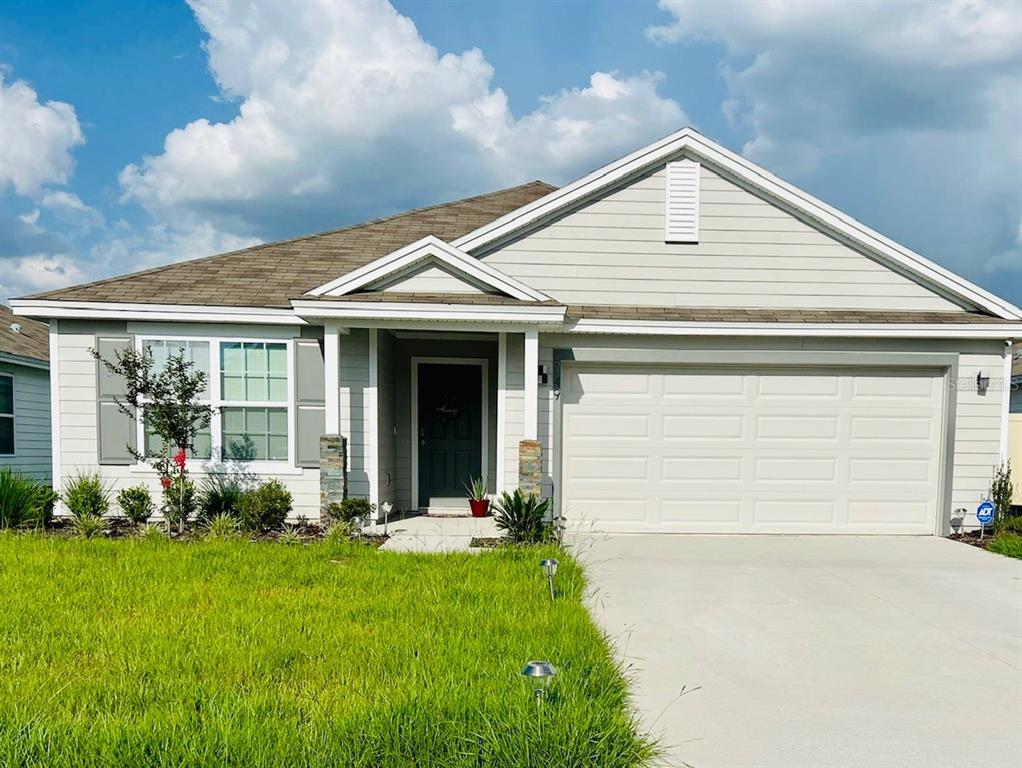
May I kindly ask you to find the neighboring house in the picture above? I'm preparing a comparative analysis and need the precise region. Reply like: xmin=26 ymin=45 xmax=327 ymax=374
xmin=12 ymin=128 xmax=1022 ymax=533
xmin=0 ymin=305 xmax=51 ymax=483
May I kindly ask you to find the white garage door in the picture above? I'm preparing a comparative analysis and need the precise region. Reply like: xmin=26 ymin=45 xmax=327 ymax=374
xmin=560 ymin=366 xmax=945 ymax=534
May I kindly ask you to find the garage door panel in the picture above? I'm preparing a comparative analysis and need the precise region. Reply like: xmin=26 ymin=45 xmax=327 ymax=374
xmin=561 ymin=366 xmax=943 ymax=534
xmin=755 ymin=415 xmax=839 ymax=440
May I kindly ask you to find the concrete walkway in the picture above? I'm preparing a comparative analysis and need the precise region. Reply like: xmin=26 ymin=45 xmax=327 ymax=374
xmin=371 ymin=513 xmax=498 ymax=552
xmin=575 ymin=535 xmax=1022 ymax=768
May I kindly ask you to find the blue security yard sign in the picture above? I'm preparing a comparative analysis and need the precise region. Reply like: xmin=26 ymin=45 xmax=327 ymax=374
xmin=977 ymin=500 xmax=995 ymax=526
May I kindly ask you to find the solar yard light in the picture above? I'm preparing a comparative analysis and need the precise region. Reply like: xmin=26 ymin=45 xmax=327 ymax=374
xmin=351 ymin=515 xmax=364 ymax=539
xmin=521 ymin=660 xmax=557 ymax=704
xmin=540 ymin=558 xmax=559 ymax=601
xmin=381 ymin=501 xmax=393 ymax=536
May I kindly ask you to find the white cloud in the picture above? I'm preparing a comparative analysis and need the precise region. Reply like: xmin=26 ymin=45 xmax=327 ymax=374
xmin=119 ymin=0 xmax=685 ymax=239
xmin=92 ymin=220 xmax=260 ymax=277
xmin=0 ymin=254 xmax=85 ymax=300
xmin=647 ymin=0 xmax=1022 ymax=300
xmin=0 ymin=72 xmax=84 ymax=197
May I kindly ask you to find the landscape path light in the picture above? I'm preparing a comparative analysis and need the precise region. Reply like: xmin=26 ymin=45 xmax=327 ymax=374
xmin=540 ymin=558 xmax=559 ymax=601
xmin=381 ymin=501 xmax=393 ymax=536
xmin=521 ymin=660 xmax=557 ymax=705
xmin=351 ymin=515 xmax=363 ymax=539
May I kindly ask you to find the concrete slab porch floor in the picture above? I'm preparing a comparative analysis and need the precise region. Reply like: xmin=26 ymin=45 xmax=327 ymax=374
xmin=369 ymin=513 xmax=499 ymax=552
xmin=574 ymin=535 xmax=1022 ymax=768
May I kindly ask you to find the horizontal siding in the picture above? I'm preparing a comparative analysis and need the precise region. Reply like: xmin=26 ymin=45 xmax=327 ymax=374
xmin=483 ymin=163 xmax=964 ymax=312
xmin=340 ymin=329 xmax=370 ymax=500
xmin=380 ymin=262 xmax=490 ymax=295
xmin=0 ymin=362 xmax=51 ymax=482
xmin=55 ymin=327 xmax=321 ymax=520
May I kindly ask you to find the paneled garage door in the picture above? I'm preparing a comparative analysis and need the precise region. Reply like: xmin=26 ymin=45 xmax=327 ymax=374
xmin=560 ymin=366 xmax=945 ymax=534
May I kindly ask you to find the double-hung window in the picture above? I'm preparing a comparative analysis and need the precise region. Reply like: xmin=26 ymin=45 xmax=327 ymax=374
xmin=136 ymin=336 xmax=292 ymax=466
xmin=0 ymin=375 xmax=13 ymax=456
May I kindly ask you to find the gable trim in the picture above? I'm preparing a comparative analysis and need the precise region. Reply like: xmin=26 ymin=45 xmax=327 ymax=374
xmin=451 ymin=128 xmax=1021 ymax=320
xmin=306 ymin=235 xmax=551 ymax=302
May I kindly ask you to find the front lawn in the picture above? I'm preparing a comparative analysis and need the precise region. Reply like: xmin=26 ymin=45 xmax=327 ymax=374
xmin=986 ymin=532 xmax=1022 ymax=559
xmin=0 ymin=535 xmax=655 ymax=767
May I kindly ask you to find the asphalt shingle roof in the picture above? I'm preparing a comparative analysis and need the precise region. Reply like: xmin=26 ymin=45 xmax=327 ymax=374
xmin=0 ymin=305 xmax=48 ymax=362
xmin=28 ymin=181 xmax=556 ymax=309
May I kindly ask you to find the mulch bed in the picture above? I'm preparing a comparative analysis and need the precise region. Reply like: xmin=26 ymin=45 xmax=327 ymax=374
xmin=947 ymin=530 xmax=1000 ymax=551
xmin=18 ymin=519 xmax=388 ymax=547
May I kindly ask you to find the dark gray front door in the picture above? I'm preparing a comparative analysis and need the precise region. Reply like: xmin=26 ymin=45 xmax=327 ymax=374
xmin=418 ymin=364 xmax=482 ymax=508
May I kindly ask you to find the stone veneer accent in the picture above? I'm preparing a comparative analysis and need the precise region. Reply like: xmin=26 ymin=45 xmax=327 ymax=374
xmin=518 ymin=439 xmax=543 ymax=498
xmin=320 ymin=434 xmax=348 ymax=522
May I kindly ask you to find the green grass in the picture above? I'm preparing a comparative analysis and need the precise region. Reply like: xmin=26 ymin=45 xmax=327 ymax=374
xmin=987 ymin=532 xmax=1022 ymax=560
xmin=0 ymin=534 xmax=655 ymax=767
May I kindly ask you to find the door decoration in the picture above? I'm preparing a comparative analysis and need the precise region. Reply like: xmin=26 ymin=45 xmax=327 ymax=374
xmin=433 ymin=393 xmax=462 ymax=423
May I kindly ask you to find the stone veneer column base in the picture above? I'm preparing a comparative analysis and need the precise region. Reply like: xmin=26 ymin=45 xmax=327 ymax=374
xmin=518 ymin=439 xmax=542 ymax=499
xmin=320 ymin=434 xmax=348 ymax=523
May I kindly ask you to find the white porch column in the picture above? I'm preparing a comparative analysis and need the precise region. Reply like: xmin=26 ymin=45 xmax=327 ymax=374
xmin=523 ymin=328 xmax=538 ymax=441
xmin=496 ymin=332 xmax=507 ymax=494
xmin=324 ymin=323 xmax=340 ymax=435
xmin=367 ymin=328 xmax=380 ymax=519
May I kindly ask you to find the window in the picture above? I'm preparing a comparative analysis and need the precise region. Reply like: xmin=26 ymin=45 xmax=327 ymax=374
xmin=142 ymin=340 xmax=212 ymax=459
xmin=136 ymin=337 xmax=291 ymax=465
xmin=220 ymin=342 xmax=289 ymax=461
xmin=0 ymin=375 xmax=13 ymax=455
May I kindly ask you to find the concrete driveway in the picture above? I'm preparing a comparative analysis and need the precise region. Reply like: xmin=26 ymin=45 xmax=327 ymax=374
xmin=576 ymin=535 xmax=1022 ymax=768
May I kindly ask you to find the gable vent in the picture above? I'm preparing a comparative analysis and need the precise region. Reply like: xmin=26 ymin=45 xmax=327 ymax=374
xmin=665 ymin=159 xmax=700 ymax=243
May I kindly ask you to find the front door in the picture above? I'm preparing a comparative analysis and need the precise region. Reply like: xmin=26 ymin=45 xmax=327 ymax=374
xmin=418 ymin=364 xmax=483 ymax=508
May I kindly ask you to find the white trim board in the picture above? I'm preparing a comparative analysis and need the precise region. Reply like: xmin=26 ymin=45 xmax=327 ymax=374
xmin=292 ymin=299 xmax=566 ymax=324
xmin=565 ymin=319 xmax=1022 ymax=339
xmin=11 ymin=300 xmax=308 ymax=325
xmin=451 ymin=127 xmax=1022 ymax=321
xmin=410 ymin=356 xmax=489 ymax=511
xmin=306 ymin=235 xmax=551 ymax=302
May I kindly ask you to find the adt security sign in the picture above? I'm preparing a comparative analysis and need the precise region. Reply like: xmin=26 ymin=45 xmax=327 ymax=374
xmin=977 ymin=500 xmax=996 ymax=526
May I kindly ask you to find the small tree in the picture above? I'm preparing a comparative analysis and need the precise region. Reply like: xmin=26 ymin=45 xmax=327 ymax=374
xmin=91 ymin=346 xmax=213 ymax=533
xmin=991 ymin=460 xmax=1013 ymax=531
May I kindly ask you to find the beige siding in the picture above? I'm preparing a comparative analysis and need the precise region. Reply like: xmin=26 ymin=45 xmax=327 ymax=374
xmin=378 ymin=261 xmax=491 ymax=294
xmin=1008 ymin=414 xmax=1022 ymax=505
xmin=0 ymin=362 xmax=51 ymax=482
xmin=538 ymin=334 xmax=1007 ymax=533
xmin=483 ymin=163 xmax=964 ymax=311
xmin=55 ymin=325 xmax=321 ymax=519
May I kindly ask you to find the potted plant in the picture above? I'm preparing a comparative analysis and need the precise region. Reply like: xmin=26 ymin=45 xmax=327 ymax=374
xmin=464 ymin=476 xmax=490 ymax=517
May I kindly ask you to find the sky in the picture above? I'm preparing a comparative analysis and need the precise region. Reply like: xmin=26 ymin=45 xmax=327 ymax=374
xmin=0 ymin=0 xmax=1020 ymax=306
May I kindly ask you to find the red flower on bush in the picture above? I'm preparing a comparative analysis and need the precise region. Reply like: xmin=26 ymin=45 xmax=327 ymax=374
xmin=160 ymin=475 xmax=172 ymax=490
xmin=173 ymin=450 xmax=187 ymax=470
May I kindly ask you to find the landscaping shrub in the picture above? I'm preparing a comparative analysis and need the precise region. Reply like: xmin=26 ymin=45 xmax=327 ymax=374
xmin=0 ymin=468 xmax=56 ymax=528
xmin=63 ymin=471 xmax=109 ymax=520
xmin=493 ymin=489 xmax=552 ymax=544
xmin=997 ymin=514 xmax=1022 ymax=536
xmin=328 ymin=497 xmax=375 ymax=523
xmin=139 ymin=522 xmax=168 ymax=541
xmin=163 ymin=476 xmax=197 ymax=530
xmin=990 ymin=461 xmax=1012 ymax=529
xmin=238 ymin=479 xmax=292 ymax=532
xmin=278 ymin=526 xmax=302 ymax=545
xmin=198 ymin=474 xmax=245 ymax=521
xmin=204 ymin=512 xmax=240 ymax=539
xmin=116 ymin=486 xmax=155 ymax=526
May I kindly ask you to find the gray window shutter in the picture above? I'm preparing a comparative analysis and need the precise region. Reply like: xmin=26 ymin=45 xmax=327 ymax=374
xmin=295 ymin=338 xmax=325 ymax=468
xmin=95 ymin=336 xmax=136 ymax=465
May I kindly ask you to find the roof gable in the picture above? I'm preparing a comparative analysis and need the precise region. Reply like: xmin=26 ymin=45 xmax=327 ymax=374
xmin=454 ymin=128 xmax=1022 ymax=320
xmin=307 ymin=235 xmax=550 ymax=302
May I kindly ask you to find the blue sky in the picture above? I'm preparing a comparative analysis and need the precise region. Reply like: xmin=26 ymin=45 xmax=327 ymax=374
xmin=1 ymin=0 xmax=1019 ymax=305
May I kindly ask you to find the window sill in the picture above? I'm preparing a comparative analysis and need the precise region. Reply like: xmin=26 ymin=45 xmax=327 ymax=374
xmin=129 ymin=461 xmax=306 ymax=477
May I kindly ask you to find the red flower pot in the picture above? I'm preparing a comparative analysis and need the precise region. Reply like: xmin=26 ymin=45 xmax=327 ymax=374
xmin=469 ymin=499 xmax=490 ymax=518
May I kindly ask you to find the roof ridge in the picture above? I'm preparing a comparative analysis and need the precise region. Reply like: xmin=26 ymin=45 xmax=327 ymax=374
xmin=22 ymin=180 xmax=556 ymax=300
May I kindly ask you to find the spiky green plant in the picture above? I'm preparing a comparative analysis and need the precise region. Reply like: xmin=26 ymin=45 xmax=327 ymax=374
xmin=139 ymin=522 xmax=168 ymax=541
xmin=0 ymin=468 xmax=56 ymax=528
xmin=204 ymin=512 xmax=240 ymax=540
xmin=463 ymin=475 xmax=488 ymax=501
xmin=71 ymin=514 xmax=106 ymax=539
xmin=278 ymin=526 xmax=302 ymax=546
xmin=493 ymin=489 xmax=552 ymax=544
xmin=198 ymin=474 xmax=245 ymax=522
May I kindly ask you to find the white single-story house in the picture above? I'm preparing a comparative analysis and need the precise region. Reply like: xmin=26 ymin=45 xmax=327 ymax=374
xmin=13 ymin=128 xmax=1022 ymax=533
xmin=0 ymin=305 xmax=51 ymax=483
